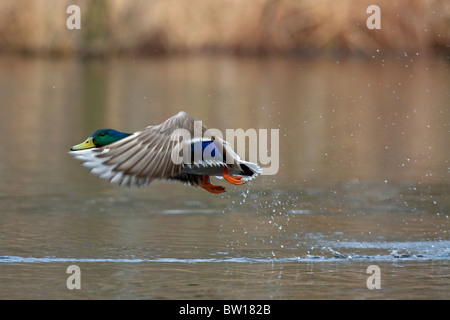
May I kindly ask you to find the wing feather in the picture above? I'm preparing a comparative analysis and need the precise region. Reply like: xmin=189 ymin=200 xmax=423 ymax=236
xmin=69 ymin=111 xmax=210 ymax=187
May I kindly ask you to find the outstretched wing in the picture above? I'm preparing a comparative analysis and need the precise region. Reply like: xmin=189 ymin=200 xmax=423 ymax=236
xmin=69 ymin=111 xmax=209 ymax=187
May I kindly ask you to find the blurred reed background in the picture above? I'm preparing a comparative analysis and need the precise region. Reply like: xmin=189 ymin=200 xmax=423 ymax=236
xmin=0 ymin=0 xmax=448 ymax=57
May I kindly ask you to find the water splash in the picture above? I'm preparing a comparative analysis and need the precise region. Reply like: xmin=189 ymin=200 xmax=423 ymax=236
xmin=1 ymin=240 xmax=448 ymax=265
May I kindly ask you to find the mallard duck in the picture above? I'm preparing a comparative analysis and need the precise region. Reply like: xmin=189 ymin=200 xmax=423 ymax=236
xmin=69 ymin=111 xmax=261 ymax=193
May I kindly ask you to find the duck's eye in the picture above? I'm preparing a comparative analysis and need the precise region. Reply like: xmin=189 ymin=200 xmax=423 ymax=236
xmin=100 ymin=133 xmax=106 ymax=137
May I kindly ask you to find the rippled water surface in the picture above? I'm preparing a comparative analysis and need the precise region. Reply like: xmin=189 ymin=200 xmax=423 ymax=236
xmin=0 ymin=56 xmax=448 ymax=299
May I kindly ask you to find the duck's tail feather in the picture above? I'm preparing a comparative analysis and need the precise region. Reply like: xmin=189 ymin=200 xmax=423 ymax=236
xmin=238 ymin=160 xmax=262 ymax=181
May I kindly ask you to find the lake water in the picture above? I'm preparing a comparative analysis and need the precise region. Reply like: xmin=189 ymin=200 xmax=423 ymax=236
xmin=0 ymin=55 xmax=448 ymax=299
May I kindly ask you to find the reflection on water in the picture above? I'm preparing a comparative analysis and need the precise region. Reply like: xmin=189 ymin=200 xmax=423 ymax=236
xmin=0 ymin=55 xmax=448 ymax=299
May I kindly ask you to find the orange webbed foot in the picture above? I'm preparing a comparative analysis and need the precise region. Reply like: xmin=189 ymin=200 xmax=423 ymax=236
xmin=223 ymin=166 xmax=246 ymax=185
xmin=201 ymin=175 xmax=226 ymax=194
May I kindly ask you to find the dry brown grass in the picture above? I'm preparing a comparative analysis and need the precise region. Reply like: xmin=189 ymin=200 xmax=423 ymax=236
xmin=0 ymin=0 xmax=448 ymax=57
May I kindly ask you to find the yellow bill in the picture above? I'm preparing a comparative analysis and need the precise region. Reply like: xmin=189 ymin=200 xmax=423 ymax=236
xmin=70 ymin=137 xmax=95 ymax=151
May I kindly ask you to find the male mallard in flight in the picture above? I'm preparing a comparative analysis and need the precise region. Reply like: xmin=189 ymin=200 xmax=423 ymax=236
xmin=69 ymin=111 xmax=261 ymax=193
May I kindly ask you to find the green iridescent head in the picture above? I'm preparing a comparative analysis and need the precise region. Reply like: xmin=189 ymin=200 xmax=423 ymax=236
xmin=70 ymin=129 xmax=131 ymax=151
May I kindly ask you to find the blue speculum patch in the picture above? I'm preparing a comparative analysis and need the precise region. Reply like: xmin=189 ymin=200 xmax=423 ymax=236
xmin=190 ymin=140 xmax=224 ymax=163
